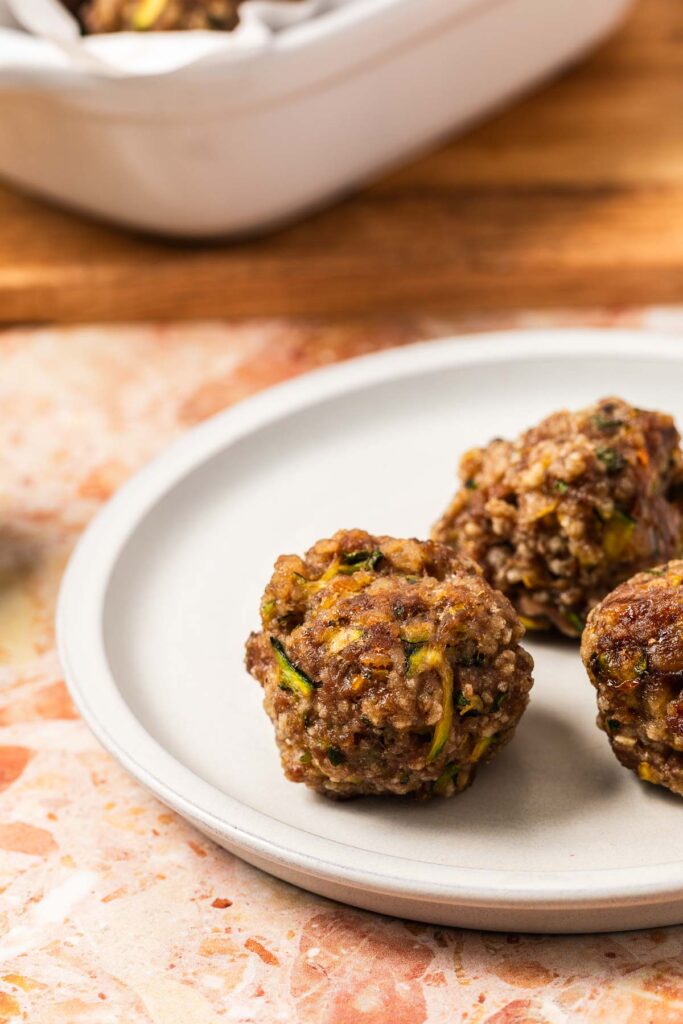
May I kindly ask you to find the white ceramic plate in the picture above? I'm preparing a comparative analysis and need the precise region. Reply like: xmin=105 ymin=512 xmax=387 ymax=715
xmin=58 ymin=329 xmax=683 ymax=933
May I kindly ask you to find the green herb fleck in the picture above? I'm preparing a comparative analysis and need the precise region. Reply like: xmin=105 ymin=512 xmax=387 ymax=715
xmin=454 ymin=690 xmax=481 ymax=717
xmin=606 ymin=718 xmax=621 ymax=732
xmin=493 ymin=691 xmax=509 ymax=711
xmin=299 ymin=751 xmax=312 ymax=765
xmin=554 ymin=480 xmax=569 ymax=494
xmin=465 ymin=478 xmax=478 ymax=490
xmin=564 ymin=611 xmax=585 ymax=636
xmin=338 ymin=549 xmax=383 ymax=575
xmin=432 ymin=762 xmax=459 ymax=795
xmin=327 ymin=746 xmax=345 ymax=766
xmin=602 ymin=507 xmax=637 ymax=560
xmin=590 ymin=652 xmax=610 ymax=678
xmin=591 ymin=414 xmax=625 ymax=433
xmin=596 ymin=447 xmax=626 ymax=475
xmin=614 ymin=507 xmax=637 ymax=525
xmin=402 ymin=639 xmax=427 ymax=670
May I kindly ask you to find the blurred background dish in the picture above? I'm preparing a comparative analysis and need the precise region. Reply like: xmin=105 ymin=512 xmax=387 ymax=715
xmin=0 ymin=0 xmax=633 ymax=236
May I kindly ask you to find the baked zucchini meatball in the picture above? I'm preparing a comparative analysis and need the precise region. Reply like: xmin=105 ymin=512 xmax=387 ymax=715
xmin=582 ymin=561 xmax=683 ymax=796
xmin=77 ymin=0 xmax=244 ymax=32
xmin=245 ymin=529 xmax=534 ymax=799
xmin=433 ymin=398 xmax=683 ymax=638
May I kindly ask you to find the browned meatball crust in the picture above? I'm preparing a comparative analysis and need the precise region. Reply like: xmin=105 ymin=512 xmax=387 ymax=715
xmin=582 ymin=560 xmax=683 ymax=796
xmin=245 ymin=529 xmax=534 ymax=799
xmin=433 ymin=398 xmax=683 ymax=638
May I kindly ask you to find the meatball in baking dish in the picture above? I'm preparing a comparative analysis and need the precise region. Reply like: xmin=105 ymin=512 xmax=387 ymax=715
xmin=245 ymin=529 xmax=534 ymax=800
xmin=433 ymin=398 xmax=683 ymax=638
xmin=582 ymin=561 xmax=683 ymax=797
xmin=77 ymin=0 xmax=253 ymax=32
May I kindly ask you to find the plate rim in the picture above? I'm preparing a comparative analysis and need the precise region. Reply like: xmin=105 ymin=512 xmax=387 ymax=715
xmin=57 ymin=327 xmax=683 ymax=914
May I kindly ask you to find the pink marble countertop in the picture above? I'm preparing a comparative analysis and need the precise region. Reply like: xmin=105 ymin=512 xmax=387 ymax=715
xmin=2 ymin=310 xmax=683 ymax=1024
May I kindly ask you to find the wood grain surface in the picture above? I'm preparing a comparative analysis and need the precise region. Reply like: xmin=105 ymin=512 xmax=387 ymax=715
xmin=1 ymin=0 xmax=681 ymax=323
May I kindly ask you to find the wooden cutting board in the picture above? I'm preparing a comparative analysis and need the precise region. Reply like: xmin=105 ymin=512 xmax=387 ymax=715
xmin=1 ymin=0 xmax=681 ymax=323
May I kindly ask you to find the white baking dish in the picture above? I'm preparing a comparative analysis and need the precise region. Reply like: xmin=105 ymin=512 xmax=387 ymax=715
xmin=0 ymin=0 xmax=633 ymax=237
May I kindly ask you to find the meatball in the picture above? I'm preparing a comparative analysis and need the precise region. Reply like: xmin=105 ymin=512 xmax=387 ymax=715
xmin=582 ymin=561 xmax=683 ymax=796
xmin=77 ymin=0 xmax=243 ymax=32
xmin=432 ymin=397 xmax=683 ymax=638
xmin=245 ymin=529 xmax=534 ymax=799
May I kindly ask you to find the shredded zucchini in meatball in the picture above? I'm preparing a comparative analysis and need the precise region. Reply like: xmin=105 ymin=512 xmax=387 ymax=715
xmin=433 ymin=398 xmax=683 ymax=638
xmin=245 ymin=529 xmax=534 ymax=799
xmin=582 ymin=560 xmax=683 ymax=797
